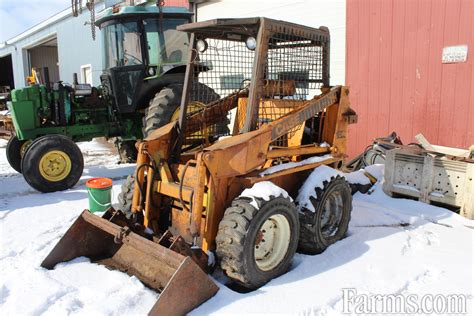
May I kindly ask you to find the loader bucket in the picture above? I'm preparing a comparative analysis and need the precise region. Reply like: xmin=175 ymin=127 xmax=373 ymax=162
xmin=41 ymin=210 xmax=218 ymax=315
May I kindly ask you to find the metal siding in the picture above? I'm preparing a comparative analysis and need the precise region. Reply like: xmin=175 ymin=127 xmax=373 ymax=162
xmin=357 ymin=0 xmax=370 ymax=153
xmin=346 ymin=0 xmax=473 ymax=157
xmin=367 ymin=0 xmax=381 ymax=147
xmin=57 ymin=9 xmax=104 ymax=86
xmin=29 ymin=46 xmax=60 ymax=82
xmin=452 ymin=0 xmax=473 ymax=148
xmin=377 ymin=0 xmax=393 ymax=139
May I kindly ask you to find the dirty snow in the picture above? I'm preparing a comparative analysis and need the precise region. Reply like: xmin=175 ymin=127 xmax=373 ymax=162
xmin=363 ymin=163 xmax=384 ymax=181
xmin=430 ymin=191 xmax=445 ymax=198
xmin=1 ymin=139 xmax=473 ymax=315
xmin=393 ymin=183 xmax=421 ymax=193
xmin=260 ymin=155 xmax=377 ymax=187
xmin=296 ymin=165 xmax=343 ymax=212
xmin=296 ymin=163 xmax=385 ymax=211
xmin=260 ymin=154 xmax=333 ymax=176
xmin=240 ymin=181 xmax=292 ymax=208
xmin=343 ymin=169 xmax=372 ymax=185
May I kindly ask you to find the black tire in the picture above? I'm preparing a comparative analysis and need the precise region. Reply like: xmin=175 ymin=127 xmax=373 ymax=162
xmin=6 ymin=135 xmax=29 ymax=173
xmin=142 ymin=83 xmax=225 ymax=138
xmin=21 ymin=135 xmax=84 ymax=193
xmin=298 ymin=175 xmax=352 ymax=255
xmin=117 ymin=174 xmax=135 ymax=217
xmin=117 ymin=140 xmax=137 ymax=163
xmin=142 ymin=84 xmax=183 ymax=138
xmin=216 ymin=196 xmax=299 ymax=290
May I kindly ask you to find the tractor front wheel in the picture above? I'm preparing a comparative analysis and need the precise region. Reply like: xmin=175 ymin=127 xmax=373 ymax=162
xmin=21 ymin=135 xmax=84 ymax=193
xmin=6 ymin=135 xmax=31 ymax=173
xmin=216 ymin=196 xmax=299 ymax=290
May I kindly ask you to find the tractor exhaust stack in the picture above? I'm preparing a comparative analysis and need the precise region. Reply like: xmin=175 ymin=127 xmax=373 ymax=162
xmin=41 ymin=210 xmax=218 ymax=316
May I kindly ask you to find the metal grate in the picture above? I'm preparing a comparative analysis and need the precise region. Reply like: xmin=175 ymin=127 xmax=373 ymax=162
xmin=186 ymin=37 xmax=255 ymax=144
xmin=183 ymin=19 xmax=329 ymax=147
xmin=260 ymin=32 xmax=326 ymax=146
xmin=193 ymin=38 xmax=255 ymax=99
xmin=267 ymin=34 xmax=325 ymax=100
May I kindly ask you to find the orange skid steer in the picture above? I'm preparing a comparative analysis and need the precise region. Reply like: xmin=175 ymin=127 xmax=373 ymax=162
xmin=42 ymin=18 xmax=357 ymax=315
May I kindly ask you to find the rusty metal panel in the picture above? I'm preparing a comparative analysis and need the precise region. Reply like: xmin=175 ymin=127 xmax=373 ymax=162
xmin=41 ymin=211 xmax=218 ymax=315
xmin=346 ymin=0 xmax=473 ymax=157
xmin=164 ymin=0 xmax=189 ymax=8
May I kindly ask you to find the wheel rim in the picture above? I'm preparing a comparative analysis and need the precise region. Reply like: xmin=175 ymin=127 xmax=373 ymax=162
xmin=320 ymin=191 xmax=344 ymax=238
xmin=20 ymin=140 xmax=32 ymax=158
xmin=39 ymin=150 xmax=72 ymax=182
xmin=254 ymin=214 xmax=291 ymax=271
xmin=170 ymin=101 xmax=205 ymax=121
xmin=170 ymin=107 xmax=181 ymax=121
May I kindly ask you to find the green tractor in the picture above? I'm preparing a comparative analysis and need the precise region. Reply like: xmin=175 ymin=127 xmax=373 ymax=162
xmin=6 ymin=5 xmax=220 ymax=193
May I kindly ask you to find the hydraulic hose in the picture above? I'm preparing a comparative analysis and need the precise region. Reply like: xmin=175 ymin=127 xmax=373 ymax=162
xmin=179 ymin=160 xmax=194 ymax=213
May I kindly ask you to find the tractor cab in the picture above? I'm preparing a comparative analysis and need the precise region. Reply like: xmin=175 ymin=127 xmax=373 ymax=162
xmin=96 ymin=5 xmax=192 ymax=113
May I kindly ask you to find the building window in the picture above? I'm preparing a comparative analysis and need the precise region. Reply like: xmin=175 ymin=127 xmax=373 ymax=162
xmin=80 ymin=64 xmax=93 ymax=85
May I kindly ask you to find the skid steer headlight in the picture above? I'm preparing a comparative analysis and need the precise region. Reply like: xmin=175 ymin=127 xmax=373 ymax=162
xmin=196 ymin=39 xmax=208 ymax=53
xmin=246 ymin=37 xmax=257 ymax=50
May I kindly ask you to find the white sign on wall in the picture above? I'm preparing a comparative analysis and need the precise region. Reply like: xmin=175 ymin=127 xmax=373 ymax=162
xmin=442 ymin=45 xmax=468 ymax=64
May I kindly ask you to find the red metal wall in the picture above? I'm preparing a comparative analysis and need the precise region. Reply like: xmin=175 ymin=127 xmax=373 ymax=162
xmin=346 ymin=0 xmax=473 ymax=157
xmin=164 ymin=0 xmax=189 ymax=8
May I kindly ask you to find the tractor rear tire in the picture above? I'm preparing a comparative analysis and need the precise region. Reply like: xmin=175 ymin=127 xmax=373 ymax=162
xmin=117 ymin=140 xmax=137 ymax=163
xmin=6 ymin=135 xmax=29 ymax=173
xmin=21 ymin=135 xmax=84 ymax=193
xmin=142 ymin=83 xmax=224 ymax=138
xmin=142 ymin=84 xmax=184 ymax=138
xmin=216 ymin=196 xmax=299 ymax=290
xmin=298 ymin=176 xmax=352 ymax=254
xmin=117 ymin=174 xmax=135 ymax=217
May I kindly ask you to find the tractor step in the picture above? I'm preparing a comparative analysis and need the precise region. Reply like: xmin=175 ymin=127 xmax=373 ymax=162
xmin=41 ymin=210 xmax=218 ymax=315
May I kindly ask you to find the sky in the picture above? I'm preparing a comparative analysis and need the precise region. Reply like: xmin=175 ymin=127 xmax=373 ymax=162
xmin=0 ymin=0 xmax=69 ymax=42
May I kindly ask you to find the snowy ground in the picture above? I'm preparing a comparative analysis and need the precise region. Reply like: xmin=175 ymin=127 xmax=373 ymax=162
xmin=0 ymin=139 xmax=472 ymax=315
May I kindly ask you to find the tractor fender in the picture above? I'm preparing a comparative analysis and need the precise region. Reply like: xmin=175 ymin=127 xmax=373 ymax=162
xmin=132 ymin=73 xmax=186 ymax=112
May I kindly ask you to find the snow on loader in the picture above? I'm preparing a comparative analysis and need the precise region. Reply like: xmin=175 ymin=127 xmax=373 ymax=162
xmin=42 ymin=18 xmax=357 ymax=315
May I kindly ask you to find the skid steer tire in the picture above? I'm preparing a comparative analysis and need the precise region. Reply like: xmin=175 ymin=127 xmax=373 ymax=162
xmin=21 ymin=135 xmax=84 ymax=193
xmin=216 ymin=196 xmax=299 ymax=290
xmin=117 ymin=174 xmax=135 ymax=217
xmin=6 ymin=135 xmax=30 ymax=173
xmin=142 ymin=83 xmax=224 ymax=138
xmin=298 ymin=176 xmax=352 ymax=255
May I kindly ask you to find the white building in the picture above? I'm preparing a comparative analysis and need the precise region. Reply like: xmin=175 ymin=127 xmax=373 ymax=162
xmin=0 ymin=1 xmax=110 ymax=90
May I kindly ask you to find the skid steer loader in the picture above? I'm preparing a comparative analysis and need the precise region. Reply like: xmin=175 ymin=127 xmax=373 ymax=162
xmin=42 ymin=18 xmax=357 ymax=315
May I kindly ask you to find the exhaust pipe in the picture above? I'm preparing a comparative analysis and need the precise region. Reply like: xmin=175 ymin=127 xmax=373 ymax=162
xmin=42 ymin=210 xmax=218 ymax=315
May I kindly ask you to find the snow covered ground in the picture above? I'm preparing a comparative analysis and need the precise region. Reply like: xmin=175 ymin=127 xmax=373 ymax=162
xmin=0 ymin=139 xmax=472 ymax=315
